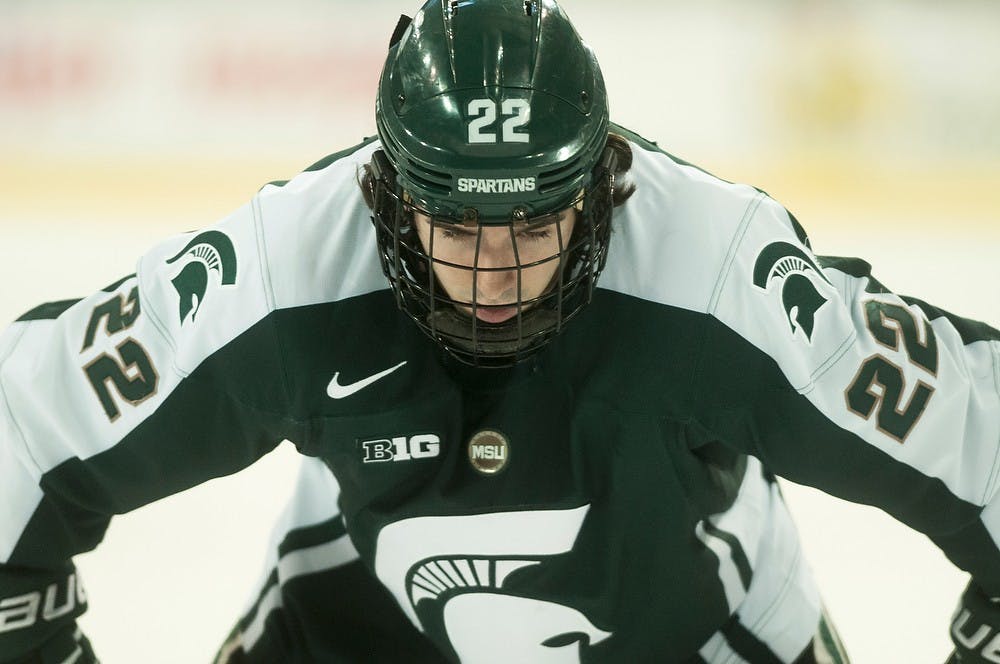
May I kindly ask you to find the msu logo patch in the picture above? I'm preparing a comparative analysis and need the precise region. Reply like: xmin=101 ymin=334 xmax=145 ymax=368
xmin=165 ymin=230 xmax=238 ymax=325
xmin=752 ymin=241 xmax=832 ymax=343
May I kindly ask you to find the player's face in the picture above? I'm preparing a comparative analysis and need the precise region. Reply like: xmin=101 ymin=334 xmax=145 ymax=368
xmin=413 ymin=208 xmax=578 ymax=324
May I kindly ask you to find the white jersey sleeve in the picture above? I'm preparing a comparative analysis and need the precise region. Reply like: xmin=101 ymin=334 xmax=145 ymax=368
xmin=0 ymin=137 xmax=382 ymax=661
xmin=705 ymin=192 xmax=1000 ymax=595
xmin=0 ymin=200 xmax=290 ymax=660
xmin=605 ymin=128 xmax=1000 ymax=598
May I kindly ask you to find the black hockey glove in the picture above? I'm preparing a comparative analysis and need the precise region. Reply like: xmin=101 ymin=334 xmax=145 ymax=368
xmin=946 ymin=581 xmax=1000 ymax=663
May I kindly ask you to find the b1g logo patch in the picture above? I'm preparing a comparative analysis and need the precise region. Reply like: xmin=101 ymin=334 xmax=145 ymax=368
xmin=361 ymin=434 xmax=441 ymax=463
xmin=165 ymin=230 xmax=238 ymax=325
xmin=752 ymin=241 xmax=832 ymax=343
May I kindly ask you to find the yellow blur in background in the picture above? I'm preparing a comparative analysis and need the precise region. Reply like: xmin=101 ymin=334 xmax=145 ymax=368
xmin=0 ymin=2 xmax=998 ymax=663
xmin=2 ymin=0 xmax=999 ymax=230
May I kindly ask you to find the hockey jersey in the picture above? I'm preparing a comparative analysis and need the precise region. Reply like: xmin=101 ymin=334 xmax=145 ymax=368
xmin=1 ymin=126 xmax=998 ymax=663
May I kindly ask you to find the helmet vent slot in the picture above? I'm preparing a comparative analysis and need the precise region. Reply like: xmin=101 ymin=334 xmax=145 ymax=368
xmin=405 ymin=169 xmax=451 ymax=195
xmin=408 ymin=163 xmax=451 ymax=182
xmin=538 ymin=173 xmax=581 ymax=195
xmin=539 ymin=159 xmax=580 ymax=180
xmin=538 ymin=156 xmax=586 ymax=195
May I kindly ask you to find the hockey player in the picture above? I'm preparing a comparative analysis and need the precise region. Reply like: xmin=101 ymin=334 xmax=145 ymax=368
xmin=1 ymin=0 xmax=998 ymax=662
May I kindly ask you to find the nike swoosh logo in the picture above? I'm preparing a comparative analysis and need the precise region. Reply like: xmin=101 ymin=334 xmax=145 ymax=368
xmin=327 ymin=361 xmax=407 ymax=399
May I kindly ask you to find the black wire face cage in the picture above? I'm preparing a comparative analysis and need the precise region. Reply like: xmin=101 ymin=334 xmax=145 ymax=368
xmin=369 ymin=147 xmax=617 ymax=368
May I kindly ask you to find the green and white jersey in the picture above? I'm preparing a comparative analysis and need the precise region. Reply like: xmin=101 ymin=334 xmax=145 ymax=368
xmin=1 ymin=128 xmax=998 ymax=663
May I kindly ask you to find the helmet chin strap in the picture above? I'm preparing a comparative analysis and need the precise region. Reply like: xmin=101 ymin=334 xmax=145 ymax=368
xmin=426 ymin=306 xmax=559 ymax=358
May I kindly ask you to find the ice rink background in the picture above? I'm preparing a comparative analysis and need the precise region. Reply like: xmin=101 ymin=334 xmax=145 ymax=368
xmin=1 ymin=1 xmax=999 ymax=662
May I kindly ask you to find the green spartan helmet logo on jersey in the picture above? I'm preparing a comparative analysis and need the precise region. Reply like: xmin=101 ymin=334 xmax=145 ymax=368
xmin=752 ymin=241 xmax=832 ymax=342
xmin=166 ymin=230 xmax=238 ymax=324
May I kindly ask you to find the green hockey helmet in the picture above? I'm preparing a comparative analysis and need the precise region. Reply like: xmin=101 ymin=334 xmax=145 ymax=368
xmin=369 ymin=0 xmax=618 ymax=366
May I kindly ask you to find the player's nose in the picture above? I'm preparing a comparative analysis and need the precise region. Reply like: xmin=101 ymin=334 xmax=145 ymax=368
xmin=474 ymin=227 xmax=520 ymax=269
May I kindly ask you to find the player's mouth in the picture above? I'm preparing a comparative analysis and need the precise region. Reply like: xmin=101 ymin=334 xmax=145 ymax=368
xmin=473 ymin=305 xmax=519 ymax=324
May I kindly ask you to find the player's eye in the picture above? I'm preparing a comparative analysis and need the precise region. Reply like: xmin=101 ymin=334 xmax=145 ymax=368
xmin=516 ymin=228 xmax=552 ymax=242
xmin=436 ymin=226 xmax=478 ymax=244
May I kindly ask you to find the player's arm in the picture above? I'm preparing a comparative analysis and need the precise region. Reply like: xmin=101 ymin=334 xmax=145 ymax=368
xmin=0 ymin=202 xmax=297 ymax=662
xmin=687 ymin=196 xmax=1000 ymax=645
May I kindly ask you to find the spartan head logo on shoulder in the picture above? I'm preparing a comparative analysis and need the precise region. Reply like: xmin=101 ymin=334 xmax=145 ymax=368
xmin=752 ymin=241 xmax=832 ymax=343
xmin=165 ymin=230 xmax=238 ymax=325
